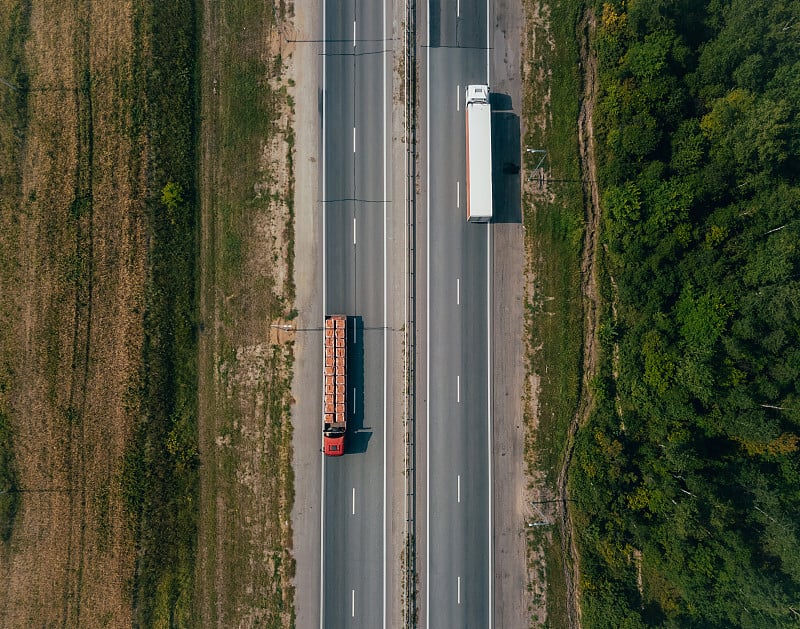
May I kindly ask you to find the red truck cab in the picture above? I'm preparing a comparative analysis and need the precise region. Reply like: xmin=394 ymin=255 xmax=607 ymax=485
xmin=324 ymin=431 xmax=345 ymax=456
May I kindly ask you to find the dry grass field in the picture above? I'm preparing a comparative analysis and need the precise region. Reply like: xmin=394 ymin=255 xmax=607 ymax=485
xmin=3 ymin=0 xmax=299 ymax=625
xmin=0 ymin=0 xmax=205 ymax=624
xmin=196 ymin=0 xmax=298 ymax=626
xmin=0 ymin=0 xmax=145 ymax=626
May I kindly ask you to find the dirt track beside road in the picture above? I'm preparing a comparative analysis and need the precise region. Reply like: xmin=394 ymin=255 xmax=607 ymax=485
xmin=556 ymin=9 xmax=601 ymax=628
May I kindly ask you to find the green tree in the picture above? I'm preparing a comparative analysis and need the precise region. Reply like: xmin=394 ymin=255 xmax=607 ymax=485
xmin=160 ymin=180 xmax=184 ymax=210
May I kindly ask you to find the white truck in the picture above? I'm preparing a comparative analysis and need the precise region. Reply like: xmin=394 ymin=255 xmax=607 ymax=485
xmin=465 ymin=84 xmax=493 ymax=222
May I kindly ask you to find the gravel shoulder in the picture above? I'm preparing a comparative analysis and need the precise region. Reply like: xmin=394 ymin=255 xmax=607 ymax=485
xmin=491 ymin=0 xmax=533 ymax=625
xmin=289 ymin=0 xmax=323 ymax=624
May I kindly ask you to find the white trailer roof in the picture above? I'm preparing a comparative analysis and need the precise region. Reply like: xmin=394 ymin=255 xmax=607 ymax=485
xmin=467 ymin=102 xmax=493 ymax=221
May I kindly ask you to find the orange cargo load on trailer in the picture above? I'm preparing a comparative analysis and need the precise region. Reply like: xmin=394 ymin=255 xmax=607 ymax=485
xmin=323 ymin=315 xmax=347 ymax=456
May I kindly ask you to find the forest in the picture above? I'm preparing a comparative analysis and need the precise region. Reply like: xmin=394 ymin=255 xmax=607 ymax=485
xmin=571 ymin=0 xmax=800 ymax=626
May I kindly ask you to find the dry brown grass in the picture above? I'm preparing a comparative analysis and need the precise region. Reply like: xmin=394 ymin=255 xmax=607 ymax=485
xmin=0 ymin=0 xmax=147 ymax=626
xmin=196 ymin=0 xmax=297 ymax=626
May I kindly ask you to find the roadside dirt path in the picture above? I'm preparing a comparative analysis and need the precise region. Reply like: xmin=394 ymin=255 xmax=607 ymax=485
xmin=556 ymin=8 xmax=600 ymax=628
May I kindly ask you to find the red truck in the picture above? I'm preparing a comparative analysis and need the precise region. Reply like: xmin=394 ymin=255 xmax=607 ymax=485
xmin=323 ymin=315 xmax=347 ymax=455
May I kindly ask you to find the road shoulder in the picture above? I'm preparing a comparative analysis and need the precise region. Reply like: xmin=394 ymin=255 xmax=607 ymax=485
xmin=290 ymin=0 xmax=324 ymax=625
xmin=491 ymin=0 xmax=535 ymax=625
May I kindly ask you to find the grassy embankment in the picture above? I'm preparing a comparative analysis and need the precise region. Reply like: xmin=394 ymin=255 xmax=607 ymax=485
xmin=195 ymin=0 xmax=297 ymax=625
xmin=521 ymin=0 xmax=586 ymax=626
xmin=0 ymin=1 xmax=27 ymax=542
xmin=120 ymin=1 xmax=199 ymax=625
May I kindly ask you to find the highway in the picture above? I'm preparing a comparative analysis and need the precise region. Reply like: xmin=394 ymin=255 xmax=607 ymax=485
xmin=424 ymin=0 xmax=493 ymax=626
xmin=318 ymin=0 xmax=492 ymax=624
xmin=320 ymin=0 xmax=392 ymax=625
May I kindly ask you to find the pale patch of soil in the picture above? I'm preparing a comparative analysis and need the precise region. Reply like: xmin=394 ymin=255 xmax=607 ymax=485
xmin=522 ymin=1 xmax=556 ymax=206
xmin=634 ymin=548 xmax=644 ymax=600
xmin=522 ymin=374 xmax=550 ymax=623
xmin=253 ymin=129 xmax=295 ymax=293
xmin=0 ymin=1 xmax=144 ymax=626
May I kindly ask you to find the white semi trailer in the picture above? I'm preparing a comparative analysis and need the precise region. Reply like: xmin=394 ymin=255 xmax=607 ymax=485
xmin=465 ymin=84 xmax=493 ymax=222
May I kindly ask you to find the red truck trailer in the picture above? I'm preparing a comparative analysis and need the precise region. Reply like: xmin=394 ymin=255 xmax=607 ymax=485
xmin=323 ymin=315 xmax=347 ymax=456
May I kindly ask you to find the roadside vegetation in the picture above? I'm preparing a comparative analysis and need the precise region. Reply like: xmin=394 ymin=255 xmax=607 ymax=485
xmin=120 ymin=1 xmax=200 ymax=625
xmin=0 ymin=410 xmax=18 ymax=542
xmin=0 ymin=1 xmax=27 ymax=544
xmin=521 ymin=0 xmax=586 ymax=625
xmin=0 ymin=0 xmax=199 ymax=624
xmin=0 ymin=0 xmax=298 ymax=625
xmin=571 ymin=0 xmax=800 ymax=625
xmin=195 ymin=0 xmax=297 ymax=625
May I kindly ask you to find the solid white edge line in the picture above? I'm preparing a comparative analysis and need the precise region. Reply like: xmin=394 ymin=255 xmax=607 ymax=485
xmin=320 ymin=0 xmax=327 ymax=624
xmin=487 ymin=224 xmax=493 ymax=629
xmin=486 ymin=3 xmax=492 ymax=624
xmin=402 ymin=0 xmax=410 ymax=625
xmin=425 ymin=4 xmax=431 ymax=626
xmin=486 ymin=0 xmax=491 ymax=83
xmin=382 ymin=0 xmax=388 ymax=624
xmin=321 ymin=0 xmax=327 ymax=317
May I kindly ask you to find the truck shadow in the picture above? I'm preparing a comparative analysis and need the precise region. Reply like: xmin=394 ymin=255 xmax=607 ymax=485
xmin=346 ymin=315 xmax=372 ymax=454
xmin=490 ymin=92 xmax=522 ymax=224
xmin=429 ymin=0 xmax=441 ymax=47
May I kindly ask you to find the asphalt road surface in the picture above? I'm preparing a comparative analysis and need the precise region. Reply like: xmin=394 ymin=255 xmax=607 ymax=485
xmin=425 ymin=0 xmax=493 ymax=626
xmin=321 ymin=0 xmax=392 ymax=626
